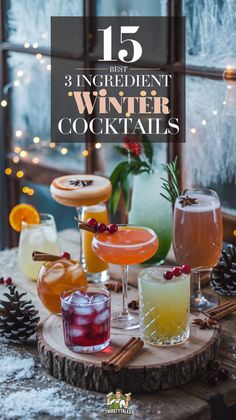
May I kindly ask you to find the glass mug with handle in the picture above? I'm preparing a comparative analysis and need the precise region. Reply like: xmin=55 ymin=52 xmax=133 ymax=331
xmin=173 ymin=188 xmax=223 ymax=311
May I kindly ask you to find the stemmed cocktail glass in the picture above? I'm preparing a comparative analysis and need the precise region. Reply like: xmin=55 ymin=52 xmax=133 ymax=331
xmin=173 ymin=188 xmax=223 ymax=311
xmin=50 ymin=174 xmax=112 ymax=282
xmin=92 ymin=225 xmax=158 ymax=330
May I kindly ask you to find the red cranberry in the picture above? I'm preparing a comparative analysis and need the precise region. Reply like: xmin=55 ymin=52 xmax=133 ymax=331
xmin=0 ymin=277 xmax=4 ymax=284
xmin=182 ymin=264 xmax=191 ymax=274
xmin=172 ymin=266 xmax=182 ymax=277
xmin=62 ymin=252 xmax=70 ymax=260
xmin=5 ymin=277 xmax=12 ymax=285
xmin=207 ymin=372 xmax=219 ymax=386
xmin=217 ymin=368 xmax=230 ymax=380
xmin=163 ymin=271 xmax=173 ymax=280
xmin=87 ymin=218 xmax=97 ymax=228
xmin=97 ymin=223 xmax=107 ymax=233
xmin=107 ymin=224 xmax=118 ymax=234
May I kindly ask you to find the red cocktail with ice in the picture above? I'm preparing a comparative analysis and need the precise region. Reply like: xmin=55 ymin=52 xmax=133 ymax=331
xmin=61 ymin=286 xmax=110 ymax=353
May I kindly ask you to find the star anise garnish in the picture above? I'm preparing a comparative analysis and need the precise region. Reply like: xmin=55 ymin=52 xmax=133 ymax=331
xmin=68 ymin=179 xmax=93 ymax=187
xmin=192 ymin=317 xmax=218 ymax=329
xmin=179 ymin=195 xmax=198 ymax=208
xmin=128 ymin=299 xmax=139 ymax=310
xmin=105 ymin=282 xmax=122 ymax=293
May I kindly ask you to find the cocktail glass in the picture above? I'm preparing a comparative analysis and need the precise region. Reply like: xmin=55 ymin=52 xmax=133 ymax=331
xmin=18 ymin=213 xmax=60 ymax=281
xmin=50 ymin=175 xmax=112 ymax=283
xmin=61 ymin=286 xmax=111 ymax=353
xmin=37 ymin=257 xmax=86 ymax=313
xmin=173 ymin=188 xmax=223 ymax=311
xmin=139 ymin=266 xmax=190 ymax=346
xmin=92 ymin=225 xmax=158 ymax=330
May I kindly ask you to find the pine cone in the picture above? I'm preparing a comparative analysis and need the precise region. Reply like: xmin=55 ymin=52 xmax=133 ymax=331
xmin=0 ymin=285 xmax=40 ymax=342
xmin=210 ymin=245 xmax=236 ymax=296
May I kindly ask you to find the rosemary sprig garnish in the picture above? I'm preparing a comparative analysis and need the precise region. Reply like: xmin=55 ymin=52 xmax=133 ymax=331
xmin=160 ymin=157 xmax=181 ymax=205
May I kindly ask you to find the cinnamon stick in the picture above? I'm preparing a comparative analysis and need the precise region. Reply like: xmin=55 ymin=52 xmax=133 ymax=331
xmin=207 ymin=301 xmax=234 ymax=316
xmin=74 ymin=217 xmax=96 ymax=233
xmin=113 ymin=339 xmax=144 ymax=372
xmin=102 ymin=337 xmax=144 ymax=372
xmin=32 ymin=251 xmax=62 ymax=262
xmin=203 ymin=300 xmax=236 ymax=321
xmin=102 ymin=337 xmax=136 ymax=368
xmin=212 ymin=305 xmax=236 ymax=321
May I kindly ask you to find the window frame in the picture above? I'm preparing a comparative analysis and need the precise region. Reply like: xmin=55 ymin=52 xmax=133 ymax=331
xmin=0 ymin=0 xmax=234 ymax=248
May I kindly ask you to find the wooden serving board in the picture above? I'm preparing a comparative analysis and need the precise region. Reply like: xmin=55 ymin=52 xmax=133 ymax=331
xmin=37 ymin=290 xmax=221 ymax=393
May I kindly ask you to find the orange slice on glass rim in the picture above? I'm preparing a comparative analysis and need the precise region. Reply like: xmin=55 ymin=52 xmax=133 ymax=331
xmin=9 ymin=204 xmax=40 ymax=232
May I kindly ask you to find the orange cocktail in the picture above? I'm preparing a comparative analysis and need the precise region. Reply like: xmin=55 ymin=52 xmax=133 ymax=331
xmin=93 ymin=226 xmax=158 ymax=265
xmin=92 ymin=225 xmax=158 ymax=330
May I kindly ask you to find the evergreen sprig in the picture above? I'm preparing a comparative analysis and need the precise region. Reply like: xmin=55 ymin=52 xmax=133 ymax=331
xmin=160 ymin=157 xmax=181 ymax=205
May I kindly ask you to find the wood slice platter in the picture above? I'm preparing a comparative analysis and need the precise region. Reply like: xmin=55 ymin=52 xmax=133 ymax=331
xmin=37 ymin=290 xmax=221 ymax=394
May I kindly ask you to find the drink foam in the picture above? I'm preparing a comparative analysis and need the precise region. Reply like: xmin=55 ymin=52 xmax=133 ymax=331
xmin=175 ymin=193 xmax=220 ymax=212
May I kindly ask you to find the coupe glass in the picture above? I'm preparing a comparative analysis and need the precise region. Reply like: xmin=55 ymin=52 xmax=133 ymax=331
xmin=173 ymin=188 xmax=223 ymax=311
xmin=92 ymin=225 xmax=158 ymax=330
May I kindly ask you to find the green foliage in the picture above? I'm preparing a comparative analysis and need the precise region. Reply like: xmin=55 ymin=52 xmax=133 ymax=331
xmin=109 ymin=135 xmax=154 ymax=215
xmin=160 ymin=157 xmax=181 ymax=205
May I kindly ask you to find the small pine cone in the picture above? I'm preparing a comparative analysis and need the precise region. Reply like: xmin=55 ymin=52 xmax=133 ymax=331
xmin=0 ymin=285 xmax=40 ymax=342
xmin=210 ymin=245 xmax=236 ymax=296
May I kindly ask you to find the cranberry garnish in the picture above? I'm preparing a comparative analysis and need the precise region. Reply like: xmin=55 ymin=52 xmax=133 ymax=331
xmin=163 ymin=271 xmax=173 ymax=280
xmin=87 ymin=218 xmax=97 ymax=228
xmin=172 ymin=266 xmax=182 ymax=277
xmin=107 ymin=224 xmax=118 ymax=234
xmin=5 ymin=277 xmax=12 ymax=285
xmin=217 ymin=368 xmax=230 ymax=380
xmin=97 ymin=223 xmax=107 ymax=233
xmin=62 ymin=252 xmax=71 ymax=260
xmin=182 ymin=264 xmax=191 ymax=274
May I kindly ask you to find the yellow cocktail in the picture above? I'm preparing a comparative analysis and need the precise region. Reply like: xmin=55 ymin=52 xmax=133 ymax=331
xmin=82 ymin=204 xmax=109 ymax=278
xmin=138 ymin=267 xmax=190 ymax=346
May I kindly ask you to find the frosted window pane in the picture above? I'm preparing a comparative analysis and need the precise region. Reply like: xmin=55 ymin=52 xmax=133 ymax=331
xmin=8 ymin=52 xmax=85 ymax=171
xmin=6 ymin=0 xmax=83 ymax=48
xmin=183 ymin=76 xmax=236 ymax=213
xmin=184 ymin=0 xmax=236 ymax=68
xmin=97 ymin=0 xmax=167 ymax=16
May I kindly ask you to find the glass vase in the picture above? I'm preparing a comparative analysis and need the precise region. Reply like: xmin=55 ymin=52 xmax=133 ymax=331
xmin=128 ymin=170 xmax=172 ymax=264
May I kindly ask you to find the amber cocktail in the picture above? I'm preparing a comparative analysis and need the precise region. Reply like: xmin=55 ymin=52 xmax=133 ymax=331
xmin=173 ymin=189 xmax=223 ymax=311
xmin=92 ymin=225 xmax=158 ymax=329
xmin=37 ymin=257 xmax=86 ymax=313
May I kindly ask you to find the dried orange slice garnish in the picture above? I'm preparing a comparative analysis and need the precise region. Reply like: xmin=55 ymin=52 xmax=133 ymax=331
xmin=9 ymin=204 xmax=40 ymax=232
xmin=52 ymin=176 xmax=93 ymax=191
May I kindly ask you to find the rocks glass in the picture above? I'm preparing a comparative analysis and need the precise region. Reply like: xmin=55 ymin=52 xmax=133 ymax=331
xmin=61 ymin=286 xmax=111 ymax=353
xmin=138 ymin=267 xmax=190 ymax=346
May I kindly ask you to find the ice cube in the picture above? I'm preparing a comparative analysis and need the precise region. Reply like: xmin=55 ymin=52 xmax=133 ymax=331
xmin=44 ymin=263 xmax=65 ymax=285
xmin=91 ymin=294 xmax=107 ymax=312
xmin=71 ymin=292 xmax=89 ymax=305
xmin=28 ymin=230 xmax=44 ymax=247
xmin=43 ymin=227 xmax=57 ymax=243
xmin=74 ymin=306 xmax=94 ymax=316
xmin=94 ymin=309 xmax=110 ymax=325
xmin=75 ymin=316 xmax=91 ymax=326
xmin=70 ymin=327 xmax=84 ymax=337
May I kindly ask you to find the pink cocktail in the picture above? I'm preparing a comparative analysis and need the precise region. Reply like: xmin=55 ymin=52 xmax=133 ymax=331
xmin=61 ymin=286 xmax=110 ymax=353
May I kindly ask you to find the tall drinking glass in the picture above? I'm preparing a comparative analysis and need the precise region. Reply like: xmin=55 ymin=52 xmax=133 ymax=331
xmin=173 ymin=189 xmax=223 ymax=311
xmin=92 ymin=225 xmax=158 ymax=330
xmin=18 ymin=213 xmax=60 ymax=281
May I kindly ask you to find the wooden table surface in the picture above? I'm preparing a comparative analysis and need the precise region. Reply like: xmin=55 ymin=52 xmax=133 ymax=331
xmin=0 ymin=229 xmax=236 ymax=420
